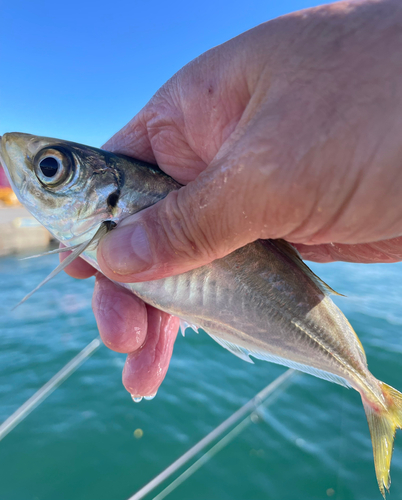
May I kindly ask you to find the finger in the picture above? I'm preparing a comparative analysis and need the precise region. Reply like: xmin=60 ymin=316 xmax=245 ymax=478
xmin=294 ymin=237 xmax=402 ymax=264
xmin=59 ymin=245 xmax=97 ymax=279
xmin=103 ymin=112 xmax=156 ymax=165
xmin=92 ymin=274 xmax=147 ymax=353
xmin=96 ymin=154 xmax=272 ymax=283
xmin=102 ymin=40 xmax=252 ymax=184
xmin=122 ymin=305 xmax=179 ymax=398
xmin=102 ymin=95 xmax=210 ymax=185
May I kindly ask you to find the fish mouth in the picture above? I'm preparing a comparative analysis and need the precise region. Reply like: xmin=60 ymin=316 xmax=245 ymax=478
xmin=0 ymin=135 xmax=12 ymax=183
xmin=0 ymin=137 xmax=4 ymax=171
xmin=0 ymin=133 xmax=30 ymax=201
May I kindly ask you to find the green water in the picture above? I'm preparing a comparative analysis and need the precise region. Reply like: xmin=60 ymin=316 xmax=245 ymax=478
xmin=0 ymin=255 xmax=401 ymax=500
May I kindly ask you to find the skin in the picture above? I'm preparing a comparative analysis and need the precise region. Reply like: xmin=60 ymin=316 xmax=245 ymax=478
xmin=63 ymin=0 xmax=402 ymax=397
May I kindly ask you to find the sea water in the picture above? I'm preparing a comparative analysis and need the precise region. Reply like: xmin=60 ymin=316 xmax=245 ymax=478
xmin=0 ymin=254 xmax=401 ymax=500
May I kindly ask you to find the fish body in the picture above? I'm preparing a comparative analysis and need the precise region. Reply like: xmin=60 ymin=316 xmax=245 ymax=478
xmin=1 ymin=132 xmax=401 ymax=496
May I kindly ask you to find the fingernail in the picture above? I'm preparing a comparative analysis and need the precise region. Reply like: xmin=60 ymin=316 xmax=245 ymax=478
xmin=100 ymin=223 xmax=153 ymax=275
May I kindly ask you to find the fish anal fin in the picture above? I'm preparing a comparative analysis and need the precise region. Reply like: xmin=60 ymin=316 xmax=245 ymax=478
xmin=179 ymin=320 xmax=199 ymax=337
xmin=363 ymin=383 xmax=402 ymax=497
xmin=206 ymin=332 xmax=351 ymax=388
xmin=208 ymin=334 xmax=254 ymax=364
xmin=269 ymin=239 xmax=345 ymax=297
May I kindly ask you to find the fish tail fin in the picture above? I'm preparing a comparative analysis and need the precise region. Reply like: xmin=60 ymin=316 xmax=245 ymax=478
xmin=362 ymin=382 xmax=402 ymax=497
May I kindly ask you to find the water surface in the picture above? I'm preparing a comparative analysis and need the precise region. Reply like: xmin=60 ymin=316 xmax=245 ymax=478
xmin=0 ymin=255 xmax=401 ymax=500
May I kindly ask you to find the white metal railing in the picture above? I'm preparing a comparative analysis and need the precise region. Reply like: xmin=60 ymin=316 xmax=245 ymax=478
xmin=0 ymin=338 xmax=101 ymax=441
xmin=127 ymin=369 xmax=296 ymax=500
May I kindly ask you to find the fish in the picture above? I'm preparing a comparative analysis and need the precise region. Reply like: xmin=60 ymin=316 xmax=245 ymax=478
xmin=0 ymin=132 xmax=401 ymax=497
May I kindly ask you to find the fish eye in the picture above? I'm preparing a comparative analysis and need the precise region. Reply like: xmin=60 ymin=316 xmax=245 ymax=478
xmin=34 ymin=147 xmax=74 ymax=187
xmin=39 ymin=156 xmax=61 ymax=177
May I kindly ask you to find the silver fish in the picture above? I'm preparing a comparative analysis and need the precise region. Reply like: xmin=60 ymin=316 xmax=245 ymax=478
xmin=1 ymin=132 xmax=401 ymax=496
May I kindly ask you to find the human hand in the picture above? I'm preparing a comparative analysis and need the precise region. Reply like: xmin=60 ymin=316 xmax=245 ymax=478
xmin=64 ymin=0 xmax=402 ymax=398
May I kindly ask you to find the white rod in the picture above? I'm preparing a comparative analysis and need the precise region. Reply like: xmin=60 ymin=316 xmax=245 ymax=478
xmin=127 ymin=369 xmax=296 ymax=500
xmin=152 ymin=412 xmax=251 ymax=500
xmin=0 ymin=338 xmax=101 ymax=441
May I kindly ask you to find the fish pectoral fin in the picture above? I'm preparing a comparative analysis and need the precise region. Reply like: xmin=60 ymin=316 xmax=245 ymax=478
xmin=363 ymin=383 xmax=402 ymax=498
xmin=13 ymin=221 xmax=114 ymax=310
xmin=270 ymin=239 xmax=345 ymax=297
xmin=20 ymin=243 xmax=83 ymax=260
xmin=13 ymin=240 xmax=92 ymax=310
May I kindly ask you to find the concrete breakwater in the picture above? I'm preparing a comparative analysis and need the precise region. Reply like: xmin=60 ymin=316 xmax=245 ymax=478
xmin=0 ymin=207 xmax=53 ymax=257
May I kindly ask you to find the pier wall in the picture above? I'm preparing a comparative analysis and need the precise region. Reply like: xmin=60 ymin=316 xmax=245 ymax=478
xmin=0 ymin=207 xmax=52 ymax=257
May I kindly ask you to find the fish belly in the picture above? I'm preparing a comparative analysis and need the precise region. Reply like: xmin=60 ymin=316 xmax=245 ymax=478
xmin=124 ymin=241 xmax=370 ymax=388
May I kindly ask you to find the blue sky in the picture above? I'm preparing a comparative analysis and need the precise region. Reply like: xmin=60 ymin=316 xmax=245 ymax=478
xmin=1 ymin=0 xmax=333 ymax=147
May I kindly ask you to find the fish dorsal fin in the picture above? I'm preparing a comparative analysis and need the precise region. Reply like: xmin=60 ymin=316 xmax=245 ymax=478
xmin=270 ymin=239 xmax=345 ymax=297
xmin=13 ymin=221 xmax=115 ymax=310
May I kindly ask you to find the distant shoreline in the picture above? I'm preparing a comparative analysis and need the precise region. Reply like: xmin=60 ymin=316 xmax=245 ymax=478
xmin=0 ymin=206 xmax=53 ymax=257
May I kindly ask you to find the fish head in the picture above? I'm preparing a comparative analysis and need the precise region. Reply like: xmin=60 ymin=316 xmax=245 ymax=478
xmin=0 ymin=132 xmax=124 ymax=244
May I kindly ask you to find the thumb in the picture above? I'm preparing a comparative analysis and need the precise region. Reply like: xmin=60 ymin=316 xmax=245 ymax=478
xmin=97 ymin=159 xmax=273 ymax=283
